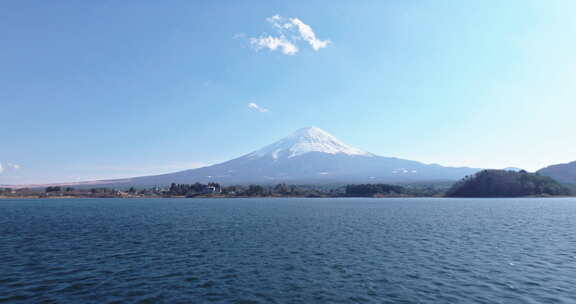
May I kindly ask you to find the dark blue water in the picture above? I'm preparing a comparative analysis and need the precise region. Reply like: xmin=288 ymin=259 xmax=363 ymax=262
xmin=1 ymin=198 xmax=576 ymax=303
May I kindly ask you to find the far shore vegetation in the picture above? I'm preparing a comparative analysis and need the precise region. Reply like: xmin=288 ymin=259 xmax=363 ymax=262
xmin=0 ymin=182 xmax=446 ymax=199
xmin=1 ymin=170 xmax=574 ymax=199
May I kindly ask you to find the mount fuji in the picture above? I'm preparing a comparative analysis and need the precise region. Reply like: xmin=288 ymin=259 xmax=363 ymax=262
xmin=87 ymin=127 xmax=480 ymax=187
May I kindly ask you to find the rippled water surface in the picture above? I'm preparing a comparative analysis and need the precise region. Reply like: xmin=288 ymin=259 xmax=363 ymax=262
xmin=2 ymin=198 xmax=576 ymax=303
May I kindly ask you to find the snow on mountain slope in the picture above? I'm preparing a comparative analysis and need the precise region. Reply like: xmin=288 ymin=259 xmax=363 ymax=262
xmin=35 ymin=126 xmax=482 ymax=187
xmin=247 ymin=126 xmax=372 ymax=159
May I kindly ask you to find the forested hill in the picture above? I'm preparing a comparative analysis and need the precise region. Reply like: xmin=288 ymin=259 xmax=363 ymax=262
xmin=445 ymin=170 xmax=571 ymax=197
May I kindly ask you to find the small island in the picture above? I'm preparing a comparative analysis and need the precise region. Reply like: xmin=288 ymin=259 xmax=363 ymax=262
xmin=445 ymin=169 xmax=572 ymax=197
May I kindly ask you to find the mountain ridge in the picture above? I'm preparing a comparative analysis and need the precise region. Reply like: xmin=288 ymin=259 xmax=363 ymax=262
xmin=537 ymin=161 xmax=576 ymax=184
xmin=74 ymin=127 xmax=481 ymax=187
xmin=7 ymin=127 xmax=484 ymax=188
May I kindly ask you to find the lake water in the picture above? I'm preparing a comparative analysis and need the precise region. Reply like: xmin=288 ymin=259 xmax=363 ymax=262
xmin=1 ymin=198 xmax=576 ymax=303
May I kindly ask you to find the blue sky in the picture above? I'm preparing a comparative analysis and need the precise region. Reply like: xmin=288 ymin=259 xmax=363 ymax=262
xmin=2 ymin=0 xmax=576 ymax=184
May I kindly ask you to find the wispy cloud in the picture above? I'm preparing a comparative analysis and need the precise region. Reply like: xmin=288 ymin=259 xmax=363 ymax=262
xmin=0 ymin=162 xmax=21 ymax=174
xmin=88 ymin=162 xmax=206 ymax=173
xmin=248 ymin=15 xmax=330 ymax=55
xmin=248 ymin=102 xmax=269 ymax=113
xmin=72 ymin=162 xmax=208 ymax=179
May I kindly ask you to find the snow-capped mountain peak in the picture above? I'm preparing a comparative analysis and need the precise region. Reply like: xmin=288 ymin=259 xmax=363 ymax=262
xmin=47 ymin=126 xmax=481 ymax=187
xmin=248 ymin=126 xmax=372 ymax=159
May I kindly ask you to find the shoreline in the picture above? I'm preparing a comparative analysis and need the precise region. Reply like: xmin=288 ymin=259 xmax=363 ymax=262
xmin=1 ymin=195 xmax=573 ymax=200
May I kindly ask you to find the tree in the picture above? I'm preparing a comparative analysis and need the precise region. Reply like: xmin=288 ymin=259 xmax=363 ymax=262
xmin=345 ymin=184 xmax=405 ymax=197
xmin=46 ymin=186 xmax=62 ymax=193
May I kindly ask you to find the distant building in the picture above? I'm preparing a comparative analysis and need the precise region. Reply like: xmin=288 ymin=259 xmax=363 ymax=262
xmin=206 ymin=185 xmax=221 ymax=193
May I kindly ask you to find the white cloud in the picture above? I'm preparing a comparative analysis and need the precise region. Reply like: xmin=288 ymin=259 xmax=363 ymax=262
xmin=7 ymin=163 xmax=20 ymax=170
xmin=250 ymin=36 xmax=298 ymax=55
xmin=249 ymin=15 xmax=330 ymax=55
xmin=289 ymin=17 xmax=331 ymax=51
xmin=0 ymin=162 xmax=20 ymax=174
xmin=248 ymin=102 xmax=269 ymax=113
